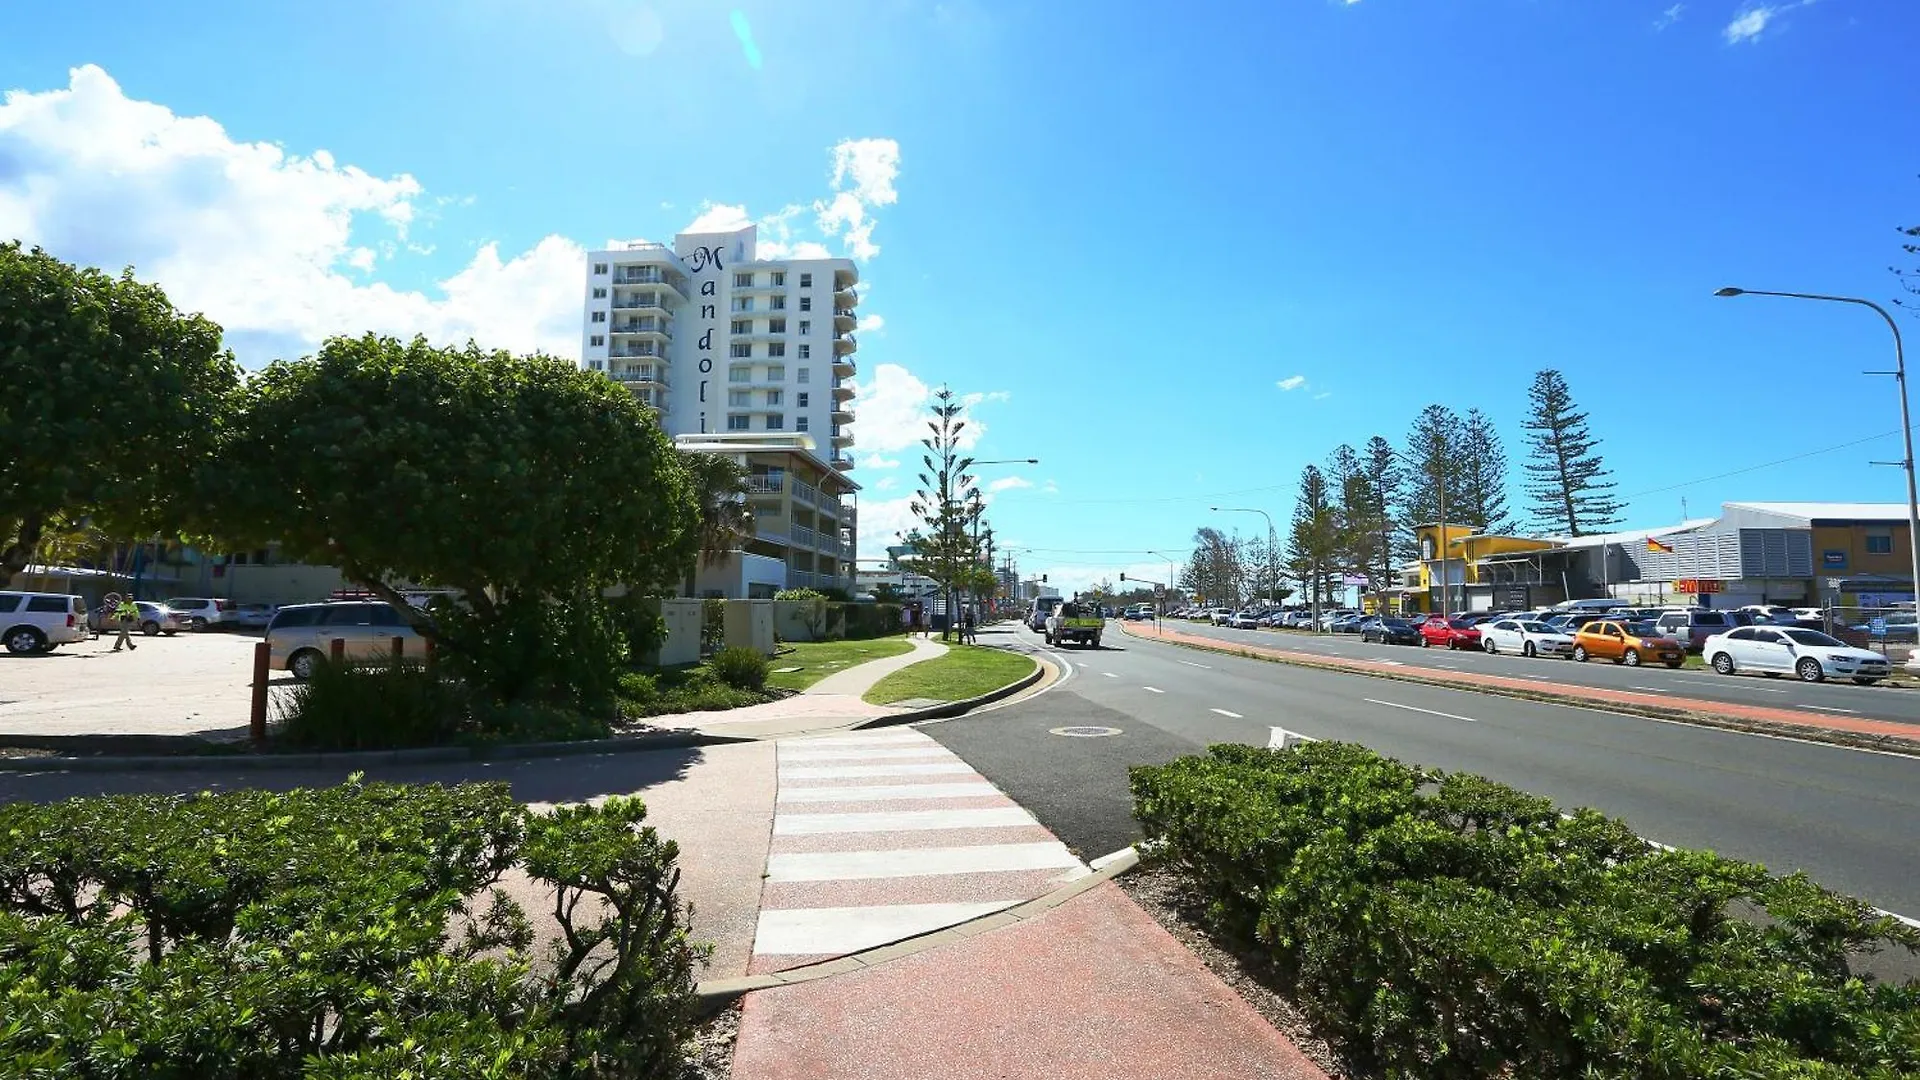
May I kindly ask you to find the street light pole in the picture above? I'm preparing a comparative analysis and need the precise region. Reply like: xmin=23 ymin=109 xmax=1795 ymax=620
xmin=1148 ymin=549 xmax=1179 ymax=635
xmin=1714 ymin=288 xmax=1918 ymax=625
xmin=1212 ymin=507 xmax=1278 ymax=606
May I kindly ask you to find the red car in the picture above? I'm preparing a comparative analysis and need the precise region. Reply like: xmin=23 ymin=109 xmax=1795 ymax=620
xmin=1419 ymin=615 xmax=1482 ymax=650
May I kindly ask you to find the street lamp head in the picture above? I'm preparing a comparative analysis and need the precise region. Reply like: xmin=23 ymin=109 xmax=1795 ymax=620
xmin=1713 ymin=287 xmax=1745 ymax=298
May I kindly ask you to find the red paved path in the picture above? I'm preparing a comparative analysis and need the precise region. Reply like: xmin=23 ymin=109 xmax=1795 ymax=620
xmin=1121 ymin=619 xmax=1920 ymax=744
xmin=730 ymin=880 xmax=1329 ymax=1080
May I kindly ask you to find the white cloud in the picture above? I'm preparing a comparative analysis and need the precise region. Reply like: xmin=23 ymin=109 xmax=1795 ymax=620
xmin=853 ymin=493 xmax=924 ymax=571
xmin=861 ymin=453 xmax=902 ymax=469
xmin=0 ymin=64 xmax=584 ymax=365
xmin=1724 ymin=1 xmax=1817 ymax=44
xmin=987 ymin=476 xmax=1032 ymax=493
xmin=850 ymin=362 xmax=1001 ymax=455
xmin=1276 ymin=375 xmax=1308 ymax=392
xmin=960 ymin=390 xmax=1011 ymax=408
xmin=858 ymin=313 xmax=886 ymax=333
xmin=1313 ymin=391 xmax=1333 ymax=401
xmin=683 ymin=202 xmax=753 ymax=233
xmin=872 ymin=475 xmax=897 ymax=491
xmin=815 ymin=138 xmax=900 ymax=261
xmin=1654 ymin=3 xmax=1684 ymax=30
xmin=1040 ymin=479 xmax=1060 ymax=495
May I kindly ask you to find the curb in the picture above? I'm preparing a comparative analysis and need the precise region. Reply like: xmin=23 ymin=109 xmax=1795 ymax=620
xmin=693 ymin=843 xmax=1141 ymax=1014
xmin=0 ymin=728 xmax=755 ymax=774
xmin=847 ymin=655 xmax=1047 ymax=730
xmin=1119 ymin=621 xmax=1920 ymax=758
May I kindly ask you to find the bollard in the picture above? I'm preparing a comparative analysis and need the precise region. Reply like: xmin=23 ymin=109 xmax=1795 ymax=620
xmin=249 ymin=641 xmax=270 ymax=745
xmin=329 ymin=637 xmax=345 ymax=665
xmin=392 ymin=635 xmax=405 ymax=662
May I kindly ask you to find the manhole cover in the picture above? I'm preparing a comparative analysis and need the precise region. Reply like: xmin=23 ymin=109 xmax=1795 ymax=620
xmin=1049 ymin=725 xmax=1122 ymax=738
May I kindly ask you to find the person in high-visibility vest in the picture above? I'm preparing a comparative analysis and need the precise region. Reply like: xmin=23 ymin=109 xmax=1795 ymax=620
xmin=109 ymin=592 xmax=139 ymax=652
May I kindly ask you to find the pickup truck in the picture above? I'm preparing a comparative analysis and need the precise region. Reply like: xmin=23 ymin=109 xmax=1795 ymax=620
xmin=1045 ymin=601 xmax=1105 ymax=648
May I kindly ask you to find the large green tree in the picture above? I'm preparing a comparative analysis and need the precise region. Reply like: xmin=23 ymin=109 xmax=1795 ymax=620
xmin=1181 ymin=526 xmax=1242 ymax=606
xmin=1360 ymin=436 xmax=1403 ymax=601
xmin=1288 ymin=464 xmax=1341 ymax=623
xmin=904 ymin=386 xmax=982 ymax=640
xmin=679 ymin=449 xmax=755 ymax=595
xmin=1399 ymin=404 xmax=1465 ymax=555
xmin=1521 ymin=369 xmax=1623 ymax=536
xmin=1457 ymin=407 xmax=1514 ymax=534
xmin=208 ymin=334 xmax=698 ymax=705
xmin=0 ymin=243 xmax=237 ymax=575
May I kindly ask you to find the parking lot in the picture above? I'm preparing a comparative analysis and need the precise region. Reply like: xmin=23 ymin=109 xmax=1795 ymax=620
xmin=0 ymin=630 xmax=271 ymax=740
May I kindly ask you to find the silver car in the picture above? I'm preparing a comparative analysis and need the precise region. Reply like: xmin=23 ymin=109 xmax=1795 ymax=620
xmin=88 ymin=601 xmax=182 ymax=637
xmin=266 ymin=601 xmax=424 ymax=679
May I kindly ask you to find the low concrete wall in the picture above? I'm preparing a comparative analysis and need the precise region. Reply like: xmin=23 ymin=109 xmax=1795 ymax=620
xmin=723 ymin=599 xmax=776 ymax=656
xmin=774 ymin=599 xmax=845 ymax=642
xmin=220 ymin=564 xmax=348 ymax=605
xmin=658 ymin=599 xmax=703 ymax=667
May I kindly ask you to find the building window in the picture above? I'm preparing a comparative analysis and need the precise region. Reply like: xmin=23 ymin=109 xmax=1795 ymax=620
xmin=768 ymin=365 xmax=786 ymax=381
xmin=772 ymin=271 xmax=786 ymax=286
xmin=730 ymin=367 xmax=751 ymax=382
xmin=766 ymin=413 xmax=784 ymax=430
xmin=588 ymin=360 xmax=604 ymax=371
xmin=769 ymin=318 xmax=787 ymax=334
xmin=734 ymin=272 xmax=754 ymax=287
xmin=731 ymin=319 xmax=752 ymax=334
xmin=798 ymin=345 xmax=811 ymax=360
xmin=590 ymin=311 xmax=606 ymax=323
xmin=729 ymin=390 xmax=749 ymax=406
xmin=589 ymin=335 xmax=605 ymax=347
xmin=768 ymin=342 xmax=786 ymax=357
xmin=800 ymin=296 xmax=812 ymax=312
xmin=732 ymin=298 xmax=754 ymax=312
xmin=797 ymin=392 xmax=810 ymax=408
xmin=767 ymin=390 xmax=783 ymax=406
xmin=796 ymin=416 xmax=810 ymax=432
xmin=800 ymin=272 xmax=813 ymax=288
xmin=592 ymin=287 xmax=606 ymax=299
xmin=727 ymin=414 xmax=750 ymax=431
xmin=771 ymin=296 xmax=786 ymax=310
xmin=1867 ymin=532 xmax=1894 ymax=554
xmin=730 ymin=343 xmax=752 ymax=358
xmin=593 ymin=262 xmax=607 ymax=275
xmin=798 ymin=320 xmax=811 ymax=335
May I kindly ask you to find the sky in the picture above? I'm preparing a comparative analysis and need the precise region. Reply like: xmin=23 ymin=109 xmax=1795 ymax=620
xmin=2 ymin=0 xmax=1917 ymax=596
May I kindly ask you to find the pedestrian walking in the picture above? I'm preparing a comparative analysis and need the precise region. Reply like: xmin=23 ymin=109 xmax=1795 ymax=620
xmin=108 ymin=592 xmax=139 ymax=652
xmin=962 ymin=608 xmax=977 ymax=644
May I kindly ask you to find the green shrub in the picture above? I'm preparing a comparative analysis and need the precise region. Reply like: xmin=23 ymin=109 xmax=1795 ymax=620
xmin=433 ymin=593 xmax=627 ymax=715
xmin=610 ymin=592 xmax=669 ymax=664
xmin=0 ymin=780 xmax=700 ymax=1077
xmin=839 ymin=602 xmax=903 ymax=640
xmin=700 ymin=598 xmax=726 ymax=653
xmin=773 ymin=588 xmax=827 ymax=602
xmin=615 ymin=666 xmax=771 ymax=719
xmin=275 ymin=657 xmax=610 ymax=749
xmin=711 ymin=646 xmax=769 ymax=691
xmin=1130 ymin=741 xmax=1920 ymax=1077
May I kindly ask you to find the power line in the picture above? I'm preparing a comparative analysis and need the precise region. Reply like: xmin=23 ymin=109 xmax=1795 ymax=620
xmin=1618 ymin=430 xmax=1899 ymax=500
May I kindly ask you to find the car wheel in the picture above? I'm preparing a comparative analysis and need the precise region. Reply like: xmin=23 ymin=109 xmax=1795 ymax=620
xmin=1664 ymin=660 xmax=1683 ymax=669
xmin=1711 ymin=653 xmax=1735 ymax=675
xmin=1622 ymin=649 xmax=1641 ymax=667
xmin=1420 ymin=637 xmax=1431 ymax=647
xmin=163 ymin=629 xmax=177 ymax=636
xmin=289 ymin=649 xmax=323 ymax=681
xmin=1854 ymin=677 xmax=1881 ymax=686
xmin=188 ymin=617 xmax=208 ymax=631
xmin=1573 ymin=645 xmax=1588 ymax=662
xmin=1796 ymin=657 xmax=1825 ymax=683
xmin=142 ymin=621 xmax=160 ymax=636
xmin=3 ymin=627 xmax=47 ymax=655
xmin=1522 ymin=641 xmax=1536 ymax=658
xmin=1092 ymin=636 xmax=1102 ymax=648
xmin=1483 ymin=638 xmax=1497 ymax=654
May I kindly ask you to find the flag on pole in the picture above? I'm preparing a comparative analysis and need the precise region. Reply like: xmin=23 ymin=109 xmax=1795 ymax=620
xmin=1646 ymin=537 xmax=1675 ymax=554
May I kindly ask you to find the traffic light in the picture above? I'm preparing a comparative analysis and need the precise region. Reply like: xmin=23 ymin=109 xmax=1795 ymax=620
xmin=1119 ymin=573 xmax=1127 ymax=581
xmin=1041 ymin=574 xmax=1048 ymax=583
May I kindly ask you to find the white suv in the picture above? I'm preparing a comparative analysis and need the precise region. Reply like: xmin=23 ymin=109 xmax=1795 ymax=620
xmin=0 ymin=591 xmax=90 ymax=654
xmin=165 ymin=597 xmax=235 ymax=631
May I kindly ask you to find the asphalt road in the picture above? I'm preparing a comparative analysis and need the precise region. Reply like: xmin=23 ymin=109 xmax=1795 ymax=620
xmin=1152 ymin=617 xmax=1920 ymax=725
xmin=929 ymin=623 xmax=1920 ymax=930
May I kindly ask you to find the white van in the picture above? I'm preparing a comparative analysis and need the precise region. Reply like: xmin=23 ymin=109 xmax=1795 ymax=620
xmin=1027 ymin=596 xmax=1063 ymax=632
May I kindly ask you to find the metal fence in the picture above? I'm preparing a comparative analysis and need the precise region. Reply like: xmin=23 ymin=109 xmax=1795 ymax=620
xmin=1815 ymin=607 xmax=1917 ymax=661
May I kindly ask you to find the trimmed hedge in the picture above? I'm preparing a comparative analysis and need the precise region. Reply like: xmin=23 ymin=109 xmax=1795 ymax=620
xmin=1131 ymin=741 xmax=1920 ymax=1078
xmin=0 ymin=779 xmax=701 ymax=1077
xmin=838 ymin=602 xmax=903 ymax=641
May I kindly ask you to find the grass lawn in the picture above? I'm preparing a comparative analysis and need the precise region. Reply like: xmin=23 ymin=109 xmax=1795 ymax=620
xmin=863 ymin=645 xmax=1036 ymax=705
xmin=766 ymin=637 xmax=915 ymax=692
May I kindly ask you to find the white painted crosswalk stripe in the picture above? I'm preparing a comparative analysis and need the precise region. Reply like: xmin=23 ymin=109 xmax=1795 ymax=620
xmin=755 ymin=902 xmax=1016 ymax=956
xmin=780 ymin=762 xmax=975 ymax=779
xmin=767 ymin=841 xmax=1084 ymax=882
xmin=780 ymin=746 xmax=961 ymax=762
xmin=797 ymin=732 xmax=931 ymax=747
xmin=777 ymin=782 xmax=1001 ymax=803
xmin=774 ymin=807 xmax=1036 ymax=835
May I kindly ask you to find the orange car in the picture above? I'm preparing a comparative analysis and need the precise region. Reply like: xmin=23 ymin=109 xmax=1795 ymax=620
xmin=1571 ymin=619 xmax=1686 ymax=668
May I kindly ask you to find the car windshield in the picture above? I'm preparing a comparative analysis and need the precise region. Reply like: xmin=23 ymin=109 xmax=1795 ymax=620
xmin=1625 ymin=622 xmax=1660 ymax=637
xmin=1382 ymin=619 xmax=1410 ymax=628
xmin=1782 ymin=629 xmax=1846 ymax=648
xmin=1518 ymin=621 xmax=1556 ymax=634
xmin=1446 ymin=619 xmax=1472 ymax=629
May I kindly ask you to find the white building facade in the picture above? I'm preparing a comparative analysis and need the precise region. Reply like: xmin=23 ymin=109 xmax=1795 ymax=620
xmin=581 ymin=225 xmax=859 ymax=471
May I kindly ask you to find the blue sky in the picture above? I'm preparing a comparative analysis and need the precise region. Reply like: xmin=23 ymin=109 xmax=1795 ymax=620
xmin=2 ymin=0 xmax=1916 ymax=593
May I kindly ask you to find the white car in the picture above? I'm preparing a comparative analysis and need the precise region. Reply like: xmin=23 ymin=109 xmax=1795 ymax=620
xmin=165 ymin=596 xmax=235 ymax=630
xmin=0 ymin=590 xmax=90 ymax=654
xmin=1478 ymin=618 xmax=1576 ymax=658
xmin=1704 ymin=626 xmax=1892 ymax=685
xmin=1209 ymin=608 xmax=1236 ymax=625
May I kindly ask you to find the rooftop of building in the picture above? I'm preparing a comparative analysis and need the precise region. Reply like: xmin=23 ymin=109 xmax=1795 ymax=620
xmin=1723 ymin=501 xmax=1912 ymax=524
xmin=674 ymin=433 xmax=859 ymax=492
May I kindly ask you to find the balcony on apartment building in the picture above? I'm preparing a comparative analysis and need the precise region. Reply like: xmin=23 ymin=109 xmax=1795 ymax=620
xmin=832 ymin=378 xmax=854 ymax=401
xmin=733 ymin=275 xmax=787 ymax=294
xmin=609 ymin=343 xmax=666 ymax=359
xmin=610 ymin=318 xmax=671 ymax=340
xmin=832 ymin=455 xmax=856 ymax=471
xmin=833 ymin=307 xmax=857 ymax=330
xmin=610 ymin=272 xmax=687 ymax=303
xmin=612 ymin=364 xmax=669 ymax=386
xmin=611 ymin=293 xmax=671 ymax=314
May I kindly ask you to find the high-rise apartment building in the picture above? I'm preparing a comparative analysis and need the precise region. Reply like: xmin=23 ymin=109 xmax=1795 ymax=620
xmin=580 ymin=224 xmax=858 ymax=471
xmin=580 ymin=225 xmax=861 ymax=595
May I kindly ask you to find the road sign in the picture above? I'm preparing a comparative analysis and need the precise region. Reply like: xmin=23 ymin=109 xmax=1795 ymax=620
xmin=1154 ymin=584 xmax=1166 ymax=599
xmin=1825 ymin=577 xmax=1845 ymax=591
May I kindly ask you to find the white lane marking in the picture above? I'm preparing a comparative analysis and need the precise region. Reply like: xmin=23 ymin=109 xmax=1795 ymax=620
xmin=1210 ymin=708 xmax=1244 ymax=719
xmin=781 ymin=747 xmax=959 ymax=763
xmin=778 ymin=782 xmax=1000 ymax=803
xmin=774 ymin=807 xmax=1038 ymax=835
xmin=1627 ymin=686 xmax=1671 ymax=694
xmin=1178 ymin=660 xmax=1212 ymax=669
xmin=1142 ymin=686 xmax=1165 ymax=694
xmin=1101 ymin=672 xmax=1117 ymax=678
xmin=755 ymin=901 xmax=1016 ymax=955
xmin=800 ymin=732 xmax=932 ymax=747
xmin=1806 ymin=704 xmax=1859 ymax=714
xmin=780 ymin=762 xmax=975 ymax=779
xmin=1375 ymin=660 xmax=1405 ymax=667
xmin=1878 ymin=907 xmax=1920 ymax=930
xmin=766 ymin=841 xmax=1084 ymax=882
xmin=1364 ymin=698 xmax=1478 ymax=723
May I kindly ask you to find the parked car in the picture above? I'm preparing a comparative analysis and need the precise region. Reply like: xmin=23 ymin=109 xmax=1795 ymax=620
xmin=1572 ymin=619 xmax=1685 ymax=668
xmin=1704 ymin=626 xmax=1891 ymax=684
xmin=1362 ymin=617 xmax=1421 ymax=645
xmin=1790 ymin=607 xmax=1828 ymax=627
xmin=1208 ymin=607 xmax=1235 ymax=625
xmin=1331 ymin=614 xmax=1366 ymax=634
xmin=1418 ymin=615 xmax=1482 ymax=650
xmin=1652 ymin=608 xmax=1745 ymax=652
xmin=232 ymin=603 xmax=279 ymax=630
xmin=1851 ymin=611 xmax=1920 ymax=643
xmin=164 ymin=597 xmax=236 ymax=631
xmin=1478 ymin=618 xmax=1576 ymax=658
xmin=266 ymin=600 xmax=424 ymax=679
xmin=87 ymin=601 xmax=181 ymax=637
xmin=1545 ymin=612 xmax=1610 ymax=634
xmin=0 ymin=591 xmax=89 ymax=654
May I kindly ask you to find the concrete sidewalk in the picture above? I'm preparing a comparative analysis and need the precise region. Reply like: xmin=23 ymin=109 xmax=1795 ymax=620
xmin=730 ymin=879 xmax=1329 ymax=1080
xmin=645 ymin=636 xmax=949 ymax=736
